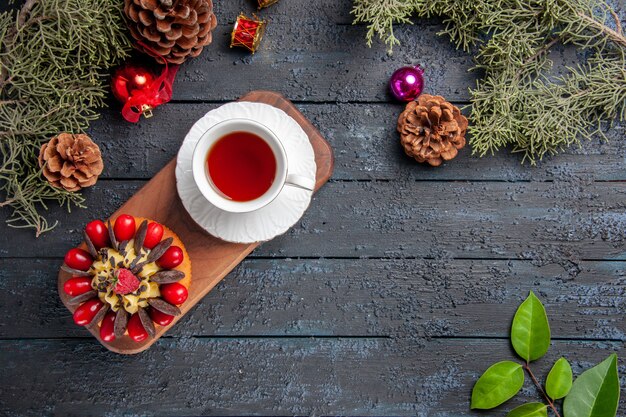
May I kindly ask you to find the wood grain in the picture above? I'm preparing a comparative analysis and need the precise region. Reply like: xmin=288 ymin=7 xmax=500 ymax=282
xmin=7 ymin=180 xmax=626 ymax=260
xmin=1 ymin=0 xmax=625 ymax=414
xmin=1 ymin=338 xmax=623 ymax=416
xmin=5 ymin=258 xmax=626 ymax=340
xmin=56 ymin=91 xmax=334 ymax=354
xmin=84 ymin=103 xmax=626 ymax=182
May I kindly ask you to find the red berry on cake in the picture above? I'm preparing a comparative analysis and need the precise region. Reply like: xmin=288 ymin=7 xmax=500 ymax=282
xmin=100 ymin=311 xmax=117 ymax=342
xmin=143 ymin=222 xmax=164 ymax=249
xmin=85 ymin=220 xmax=109 ymax=249
xmin=64 ymin=248 xmax=93 ymax=271
xmin=112 ymin=269 xmax=141 ymax=295
xmin=127 ymin=313 xmax=149 ymax=342
xmin=63 ymin=277 xmax=93 ymax=296
xmin=73 ymin=299 xmax=104 ymax=326
xmin=113 ymin=214 xmax=136 ymax=241
xmin=156 ymin=246 xmax=184 ymax=269
xmin=160 ymin=282 xmax=188 ymax=305
xmin=148 ymin=307 xmax=175 ymax=326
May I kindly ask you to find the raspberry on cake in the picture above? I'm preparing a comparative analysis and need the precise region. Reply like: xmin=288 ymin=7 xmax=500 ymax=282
xmin=61 ymin=215 xmax=191 ymax=343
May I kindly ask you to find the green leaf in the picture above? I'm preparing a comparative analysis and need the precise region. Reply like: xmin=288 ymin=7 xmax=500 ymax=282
xmin=511 ymin=291 xmax=550 ymax=362
xmin=546 ymin=357 xmax=573 ymax=400
xmin=563 ymin=354 xmax=620 ymax=417
xmin=471 ymin=361 xmax=524 ymax=409
xmin=506 ymin=402 xmax=548 ymax=417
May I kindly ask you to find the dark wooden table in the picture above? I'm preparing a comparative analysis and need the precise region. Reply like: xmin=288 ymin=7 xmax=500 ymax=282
xmin=1 ymin=1 xmax=625 ymax=415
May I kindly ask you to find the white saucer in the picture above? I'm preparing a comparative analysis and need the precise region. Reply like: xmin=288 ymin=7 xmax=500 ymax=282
xmin=175 ymin=102 xmax=316 ymax=243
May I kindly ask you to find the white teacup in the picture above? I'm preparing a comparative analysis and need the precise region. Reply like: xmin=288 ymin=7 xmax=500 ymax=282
xmin=192 ymin=118 xmax=315 ymax=213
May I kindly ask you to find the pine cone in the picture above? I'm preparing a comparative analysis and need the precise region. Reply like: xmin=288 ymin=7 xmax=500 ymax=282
xmin=124 ymin=0 xmax=217 ymax=64
xmin=397 ymin=94 xmax=468 ymax=167
xmin=38 ymin=133 xmax=104 ymax=192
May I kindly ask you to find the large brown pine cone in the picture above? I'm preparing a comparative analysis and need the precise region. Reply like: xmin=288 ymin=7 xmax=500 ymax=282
xmin=397 ymin=94 xmax=468 ymax=167
xmin=124 ymin=0 xmax=217 ymax=64
xmin=38 ymin=133 xmax=104 ymax=192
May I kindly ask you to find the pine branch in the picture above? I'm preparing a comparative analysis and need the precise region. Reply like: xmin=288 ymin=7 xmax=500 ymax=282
xmin=576 ymin=11 xmax=626 ymax=48
xmin=351 ymin=0 xmax=417 ymax=52
xmin=17 ymin=0 xmax=37 ymax=26
xmin=0 ymin=0 xmax=131 ymax=235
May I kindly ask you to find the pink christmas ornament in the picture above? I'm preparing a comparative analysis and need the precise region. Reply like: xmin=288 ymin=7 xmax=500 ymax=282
xmin=389 ymin=65 xmax=424 ymax=102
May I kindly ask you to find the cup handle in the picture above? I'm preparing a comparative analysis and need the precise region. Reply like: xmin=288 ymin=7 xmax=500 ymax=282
xmin=285 ymin=173 xmax=315 ymax=192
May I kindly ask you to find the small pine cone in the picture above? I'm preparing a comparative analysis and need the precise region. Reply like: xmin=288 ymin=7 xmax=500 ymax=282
xmin=38 ymin=133 xmax=104 ymax=192
xmin=397 ymin=94 xmax=468 ymax=167
xmin=124 ymin=0 xmax=218 ymax=64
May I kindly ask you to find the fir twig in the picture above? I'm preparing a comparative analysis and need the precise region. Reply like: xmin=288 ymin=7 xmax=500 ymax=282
xmin=0 ymin=0 xmax=131 ymax=235
xmin=576 ymin=11 xmax=626 ymax=48
xmin=608 ymin=7 xmax=622 ymax=34
xmin=351 ymin=0 xmax=417 ymax=53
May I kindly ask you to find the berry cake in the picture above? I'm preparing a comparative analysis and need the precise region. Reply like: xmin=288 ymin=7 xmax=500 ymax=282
xmin=61 ymin=214 xmax=191 ymax=343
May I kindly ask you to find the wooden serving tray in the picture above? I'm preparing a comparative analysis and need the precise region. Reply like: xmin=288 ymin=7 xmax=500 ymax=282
xmin=58 ymin=91 xmax=334 ymax=354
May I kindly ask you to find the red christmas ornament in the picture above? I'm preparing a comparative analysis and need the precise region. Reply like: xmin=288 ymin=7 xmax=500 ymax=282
xmin=112 ymin=64 xmax=156 ymax=105
xmin=111 ymin=43 xmax=179 ymax=123
xmin=230 ymin=13 xmax=266 ymax=53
